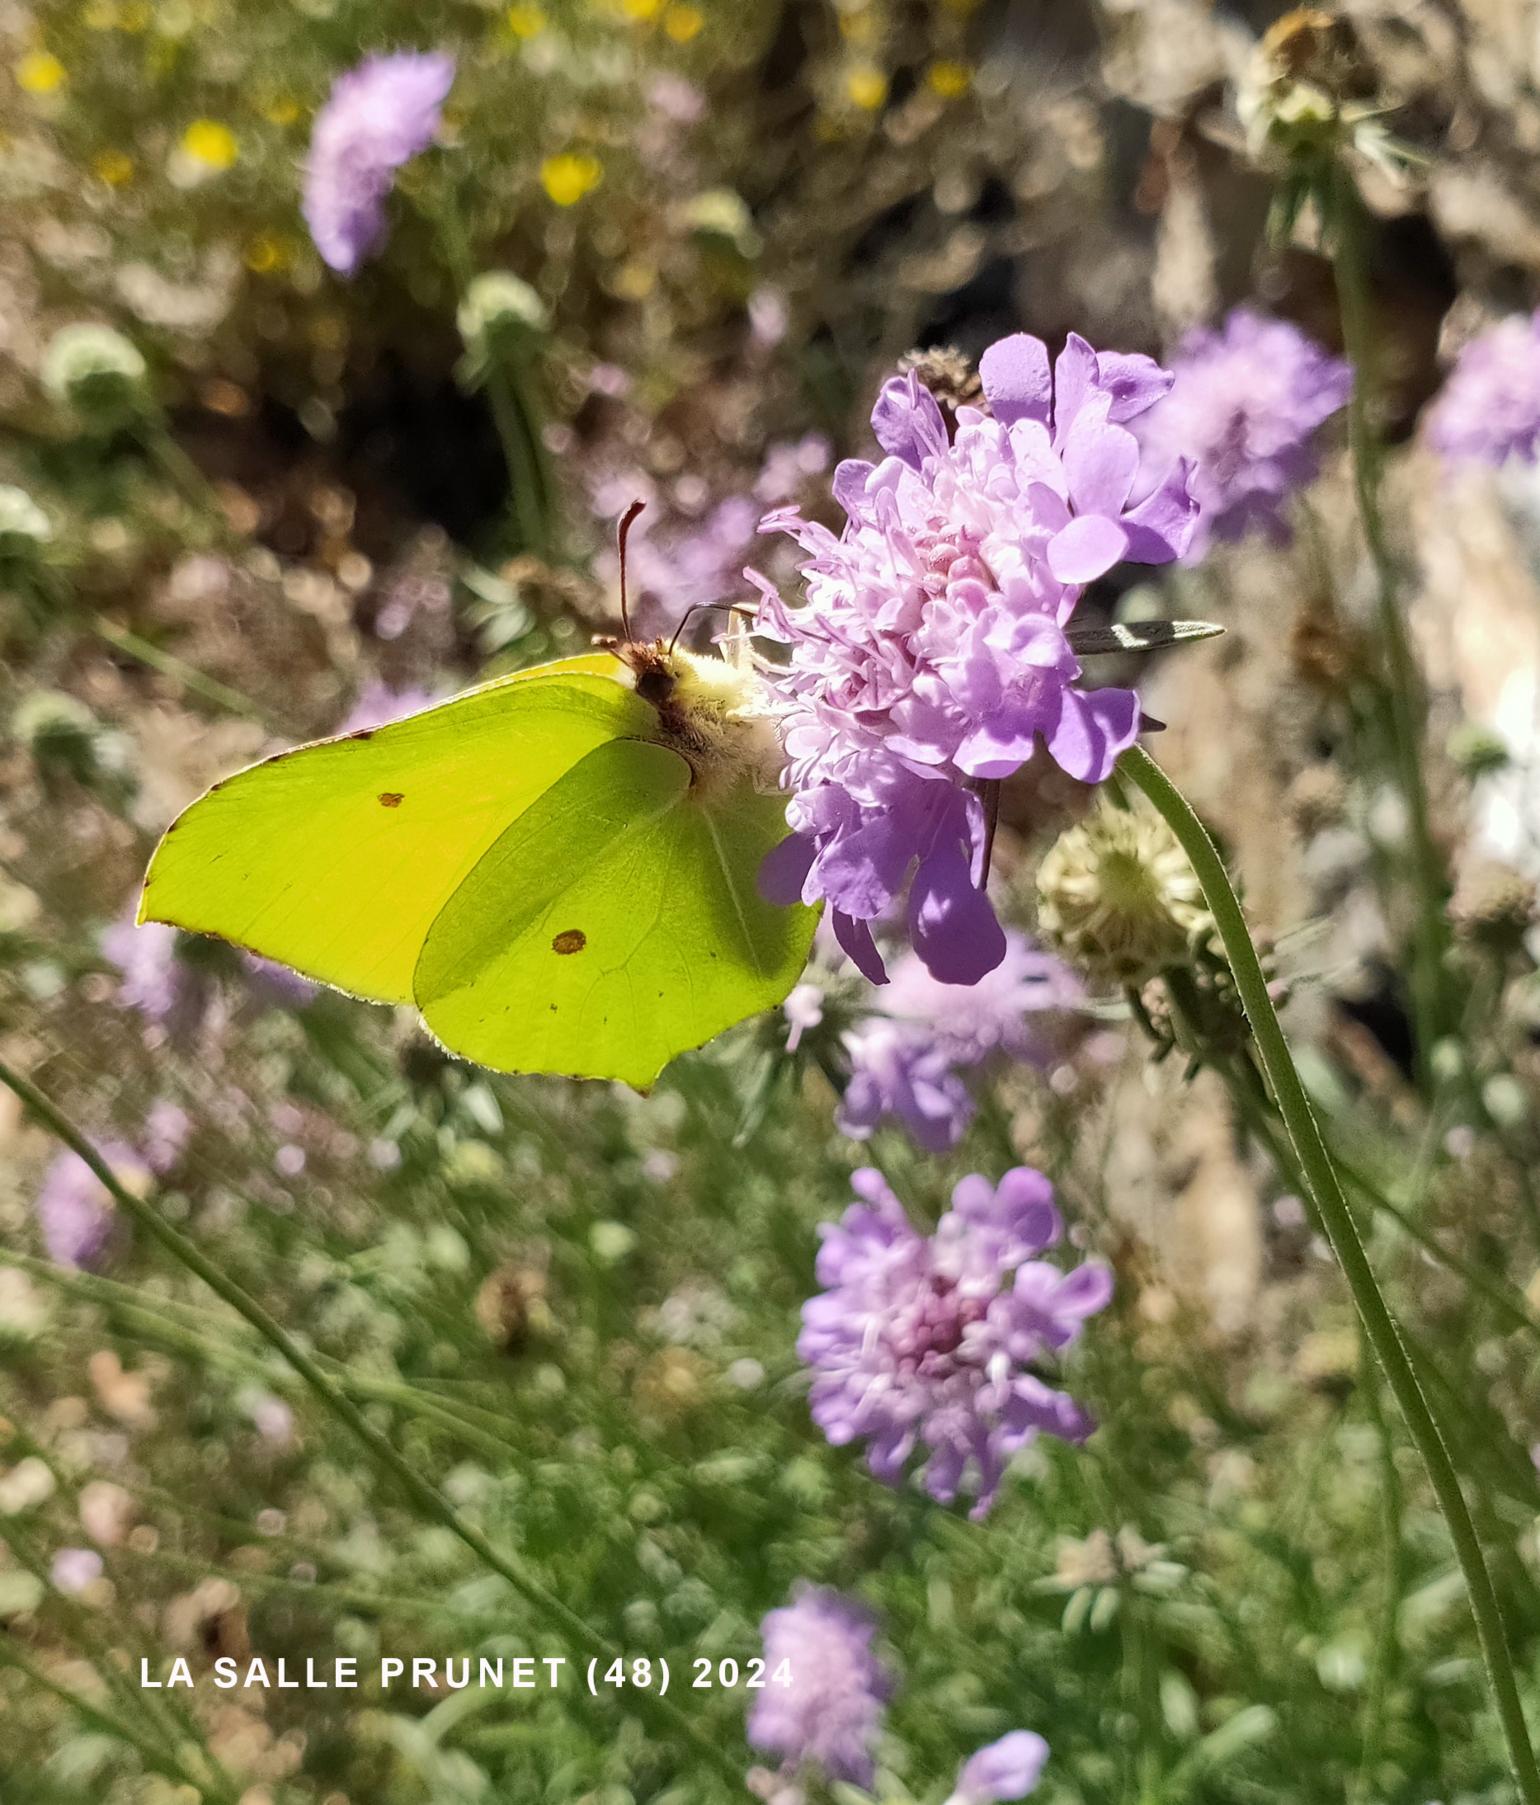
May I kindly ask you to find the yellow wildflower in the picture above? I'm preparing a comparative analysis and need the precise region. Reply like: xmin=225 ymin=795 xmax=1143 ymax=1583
xmin=507 ymin=3 xmax=547 ymax=36
xmin=664 ymin=4 xmax=703 ymax=41
xmin=844 ymin=64 xmax=888 ymax=110
xmin=540 ymin=152 xmax=603 ymax=206
xmin=92 ymin=150 xmax=136 ymax=186
xmin=245 ymin=234 xmax=293 ymax=274
xmin=16 ymin=51 xmax=65 ymax=94
xmin=181 ymin=119 xmax=238 ymax=170
xmin=926 ymin=59 xmax=970 ymax=98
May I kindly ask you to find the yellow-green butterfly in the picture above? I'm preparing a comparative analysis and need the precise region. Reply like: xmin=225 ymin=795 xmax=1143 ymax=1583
xmin=139 ymin=507 xmax=817 ymax=1089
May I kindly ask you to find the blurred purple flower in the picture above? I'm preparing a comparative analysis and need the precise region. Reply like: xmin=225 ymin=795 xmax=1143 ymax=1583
xmin=755 ymin=334 xmax=1196 ymax=986
xmin=51 ymin=1548 xmax=104 ymax=1595
xmin=102 ymin=915 xmax=189 ymax=1027
xmin=782 ymin=982 xmax=825 ymax=1053
xmin=336 ymin=680 xmax=435 ymax=736
xmin=303 ymin=52 xmax=455 ymax=276
xmin=36 ymin=1144 xmax=148 ymax=1269
xmin=755 ymin=435 xmax=832 ymax=505
xmin=647 ymin=73 xmax=706 ymax=124
xmin=947 ymin=1732 xmax=1051 ymax=1805
xmin=1134 ymin=309 xmax=1350 ymax=556
xmin=800 ymin=1166 xmax=1111 ymax=1517
xmin=1426 ymin=311 xmax=1540 ymax=468
xmin=838 ymin=930 xmax=1081 ymax=1147
xmin=143 ymin=1100 xmax=190 ymax=1175
xmin=105 ymin=908 xmax=313 ymax=1026
xmin=747 ymin=1586 xmax=893 ymax=1787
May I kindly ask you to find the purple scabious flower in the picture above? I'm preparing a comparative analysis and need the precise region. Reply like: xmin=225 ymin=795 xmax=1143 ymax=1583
xmin=102 ymin=915 xmax=190 ymax=1027
xmin=1426 ymin=312 xmax=1540 ymax=468
xmin=754 ymin=334 xmax=1196 ymax=987
xmin=336 ymin=680 xmax=436 ymax=736
xmin=51 ymin=1547 xmax=105 ymax=1596
xmin=747 ymin=1586 xmax=894 ymax=1787
xmin=36 ymin=1144 xmax=148 ymax=1269
xmin=800 ymin=1166 xmax=1111 ymax=1517
xmin=1133 ymin=309 xmax=1351 ymax=557
xmin=834 ymin=931 xmax=1076 ymax=1140
xmin=839 ymin=931 xmax=1084 ymax=1150
xmin=303 ymin=52 xmax=456 ymax=276
xmin=947 ymin=1732 xmax=1051 ymax=1805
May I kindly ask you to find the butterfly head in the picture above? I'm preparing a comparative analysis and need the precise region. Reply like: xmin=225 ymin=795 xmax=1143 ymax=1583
xmin=599 ymin=499 xmax=782 ymax=797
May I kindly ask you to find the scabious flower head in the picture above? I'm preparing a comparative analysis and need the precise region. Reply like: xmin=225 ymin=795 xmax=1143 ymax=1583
xmin=1426 ymin=312 xmax=1540 ymax=469
xmin=839 ymin=930 xmax=1082 ymax=1150
xmin=755 ymin=334 xmax=1197 ymax=986
xmin=36 ymin=1144 xmax=148 ymax=1269
xmin=947 ymin=1732 xmax=1051 ymax=1805
xmin=303 ymin=52 xmax=455 ymax=276
xmin=800 ymin=1166 xmax=1111 ymax=1517
xmin=1132 ymin=309 xmax=1351 ymax=557
xmin=747 ymin=1586 xmax=893 ymax=1787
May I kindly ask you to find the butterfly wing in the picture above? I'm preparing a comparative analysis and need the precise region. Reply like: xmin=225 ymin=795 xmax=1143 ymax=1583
xmin=139 ymin=663 xmax=653 ymax=1004
xmin=414 ymin=737 xmax=819 ymax=1087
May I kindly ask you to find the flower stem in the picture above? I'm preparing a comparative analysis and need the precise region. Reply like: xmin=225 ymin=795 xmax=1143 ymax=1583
xmin=1121 ymin=743 xmax=1540 ymax=1802
xmin=0 ymin=1058 xmax=746 ymax=1786
xmin=1325 ymin=162 xmax=1449 ymax=1076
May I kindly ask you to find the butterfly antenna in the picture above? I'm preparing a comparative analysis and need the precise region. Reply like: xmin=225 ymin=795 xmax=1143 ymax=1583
xmin=616 ymin=499 xmax=646 ymax=642
xmin=667 ymin=600 xmax=759 ymax=659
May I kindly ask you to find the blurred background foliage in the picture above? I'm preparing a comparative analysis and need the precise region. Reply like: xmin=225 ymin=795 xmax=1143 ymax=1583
xmin=6 ymin=0 xmax=1540 ymax=1801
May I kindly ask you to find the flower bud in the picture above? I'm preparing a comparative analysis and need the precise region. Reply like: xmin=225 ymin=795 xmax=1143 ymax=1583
xmin=41 ymin=322 xmax=150 ymax=427
xmin=12 ymin=689 xmax=105 ymax=784
xmin=456 ymin=272 xmax=548 ymax=352
xmin=1036 ymin=797 xmax=1211 ymax=987
xmin=1446 ymin=721 xmax=1511 ymax=781
xmin=0 ymin=485 xmax=52 ymax=564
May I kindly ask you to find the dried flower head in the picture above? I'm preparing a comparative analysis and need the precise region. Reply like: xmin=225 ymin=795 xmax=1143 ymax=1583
xmin=747 ymin=1586 xmax=893 ymax=1786
xmin=800 ymin=1166 xmax=1111 ymax=1517
xmin=755 ymin=334 xmax=1198 ymax=987
xmin=1036 ymin=796 xmax=1210 ymax=987
xmin=303 ymin=52 xmax=456 ymax=276
xmin=1238 ymin=9 xmax=1375 ymax=167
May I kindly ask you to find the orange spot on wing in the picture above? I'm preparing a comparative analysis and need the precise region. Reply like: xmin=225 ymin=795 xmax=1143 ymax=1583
xmin=551 ymin=928 xmax=587 ymax=955
xmin=378 ymin=792 xmax=404 ymax=808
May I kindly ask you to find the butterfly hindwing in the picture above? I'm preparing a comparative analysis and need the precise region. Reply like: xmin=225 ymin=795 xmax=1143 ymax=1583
xmin=414 ymin=737 xmax=818 ymax=1087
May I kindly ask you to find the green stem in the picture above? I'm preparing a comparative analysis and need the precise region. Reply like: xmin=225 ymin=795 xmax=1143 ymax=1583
xmin=435 ymin=196 xmax=554 ymax=556
xmin=0 ymin=1058 xmax=745 ymax=1786
xmin=1121 ymin=744 xmax=1540 ymax=1802
xmin=1326 ymin=162 xmax=1448 ymax=1073
xmin=94 ymin=618 xmax=274 ymax=727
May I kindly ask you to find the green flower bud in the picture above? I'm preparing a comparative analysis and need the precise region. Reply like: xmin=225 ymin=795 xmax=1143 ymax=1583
xmin=1446 ymin=721 xmax=1511 ymax=780
xmin=41 ymin=322 xmax=150 ymax=426
xmin=682 ymin=188 xmax=760 ymax=257
xmin=1036 ymin=797 xmax=1212 ymax=988
xmin=12 ymin=688 xmax=104 ymax=784
xmin=0 ymin=485 xmax=52 ymax=563
xmin=456 ymin=272 xmax=549 ymax=350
